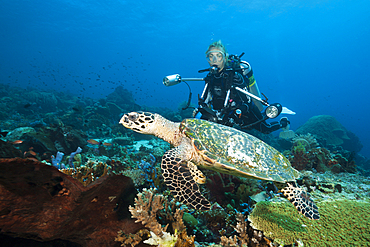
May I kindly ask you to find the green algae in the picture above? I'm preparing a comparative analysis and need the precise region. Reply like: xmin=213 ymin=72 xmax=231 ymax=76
xmin=248 ymin=199 xmax=370 ymax=246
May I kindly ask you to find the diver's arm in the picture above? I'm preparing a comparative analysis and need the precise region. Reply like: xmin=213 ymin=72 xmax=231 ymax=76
xmin=201 ymin=76 xmax=212 ymax=106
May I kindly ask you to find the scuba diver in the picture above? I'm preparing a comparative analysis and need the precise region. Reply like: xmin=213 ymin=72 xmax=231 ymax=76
xmin=193 ymin=40 xmax=290 ymax=134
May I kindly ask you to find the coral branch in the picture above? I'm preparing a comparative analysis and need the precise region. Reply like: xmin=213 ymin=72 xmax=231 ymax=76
xmin=128 ymin=188 xmax=165 ymax=237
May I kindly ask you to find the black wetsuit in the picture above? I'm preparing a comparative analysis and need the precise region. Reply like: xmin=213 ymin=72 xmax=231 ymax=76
xmin=201 ymin=68 xmax=281 ymax=134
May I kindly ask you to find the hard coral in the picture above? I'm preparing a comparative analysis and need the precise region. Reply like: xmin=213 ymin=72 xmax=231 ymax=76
xmin=61 ymin=161 xmax=110 ymax=186
xmin=117 ymin=188 xmax=195 ymax=247
xmin=308 ymin=147 xmax=332 ymax=172
xmin=195 ymin=207 xmax=229 ymax=242
xmin=122 ymin=168 xmax=146 ymax=187
xmin=129 ymin=188 xmax=165 ymax=237
xmin=295 ymin=115 xmax=350 ymax=146
xmin=292 ymin=133 xmax=319 ymax=152
xmin=248 ymin=200 xmax=370 ymax=246
xmin=334 ymin=152 xmax=357 ymax=173
xmin=220 ymin=213 xmax=273 ymax=247
xmin=287 ymin=146 xmax=348 ymax=173
xmin=287 ymin=149 xmax=310 ymax=171
xmin=220 ymin=213 xmax=249 ymax=246
xmin=144 ymin=231 xmax=178 ymax=246
xmin=115 ymin=229 xmax=150 ymax=247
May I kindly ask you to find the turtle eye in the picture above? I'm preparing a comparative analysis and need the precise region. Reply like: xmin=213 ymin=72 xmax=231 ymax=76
xmin=129 ymin=112 xmax=139 ymax=122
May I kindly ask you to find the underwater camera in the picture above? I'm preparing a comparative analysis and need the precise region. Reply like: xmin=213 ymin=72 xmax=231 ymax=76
xmin=163 ymin=74 xmax=204 ymax=110
xmin=163 ymin=74 xmax=204 ymax=86
xmin=163 ymin=74 xmax=182 ymax=87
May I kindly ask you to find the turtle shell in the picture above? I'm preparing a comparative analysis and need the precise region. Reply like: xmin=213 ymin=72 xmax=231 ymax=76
xmin=180 ymin=118 xmax=300 ymax=183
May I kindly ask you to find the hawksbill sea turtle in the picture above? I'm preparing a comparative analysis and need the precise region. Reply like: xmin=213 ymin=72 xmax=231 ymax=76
xmin=119 ymin=111 xmax=320 ymax=220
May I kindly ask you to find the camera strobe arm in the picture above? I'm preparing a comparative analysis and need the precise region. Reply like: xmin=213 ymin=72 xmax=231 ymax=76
xmin=182 ymin=78 xmax=205 ymax=82
xmin=234 ymin=86 xmax=269 ymax=106
xmin=234 ymin=86 xmax=282 ymax=119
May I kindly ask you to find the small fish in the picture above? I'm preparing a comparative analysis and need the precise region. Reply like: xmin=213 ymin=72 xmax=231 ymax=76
xmin=12 ymin=140 xmax=23 ymax=144
xmin=24 ymin=103 xmax=32 ymax=108
xmin=87 ymin=139 xmax=100 ymax=145
xmin=24 ymin=150 xmax=37 ymax=157
xmin=102 ymin=142 xmax=112 ymax=147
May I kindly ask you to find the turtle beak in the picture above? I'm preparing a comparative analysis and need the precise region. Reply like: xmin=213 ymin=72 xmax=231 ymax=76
xmin=119 ymin=114 xmax=129 ymax=125
xmin=119 ymin=115 xmax=128 ymax=124
xmin=119 ymin=113 xmax=133 ymax=127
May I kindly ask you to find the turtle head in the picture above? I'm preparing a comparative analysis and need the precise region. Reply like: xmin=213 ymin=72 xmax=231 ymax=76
xmin=119 ymin=111 xmax=156 ymax=134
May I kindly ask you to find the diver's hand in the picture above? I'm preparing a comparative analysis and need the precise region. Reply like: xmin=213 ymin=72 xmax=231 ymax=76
xmin=192 ymin=108 xmax=199 ymax=117
xmin=279 ymin=117 xmax=290 ymax=128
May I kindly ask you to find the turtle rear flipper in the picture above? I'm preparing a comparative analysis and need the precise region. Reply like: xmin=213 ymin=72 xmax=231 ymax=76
xmin=281 ymin=183 xmax=320 ymax=220
xmin=161 ymin=148 xmax=211 ymax=210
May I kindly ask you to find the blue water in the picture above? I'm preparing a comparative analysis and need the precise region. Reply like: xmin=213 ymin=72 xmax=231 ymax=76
xmin=1 ymin=0 xmax=369 ymax=158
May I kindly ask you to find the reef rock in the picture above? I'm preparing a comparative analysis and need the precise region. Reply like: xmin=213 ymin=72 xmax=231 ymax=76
xmin=5 ymin=126 xmax=87 ymax=156
xmin=296 ymin=115 xmax=362 ymax=152
xmin=106 ymin=86 xmax=138 ymax=111
xmin=0 ymin=158 xmax=142 ymax=247
xmin=5 ymin=127 xmax=37 ymax=142
xmin=0 ymin=140 xmax=23 ymax=158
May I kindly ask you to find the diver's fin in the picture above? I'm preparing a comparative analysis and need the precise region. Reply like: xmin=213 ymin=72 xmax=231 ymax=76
xmin=281 ymin=107 xmax=296 ymax=115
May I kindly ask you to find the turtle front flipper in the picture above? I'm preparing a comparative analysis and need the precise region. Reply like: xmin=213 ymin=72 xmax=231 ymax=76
xmin=161 ymin=148 xmax=211 ymax=210
xmin=281 ymin=183 xmax=320 ymax=220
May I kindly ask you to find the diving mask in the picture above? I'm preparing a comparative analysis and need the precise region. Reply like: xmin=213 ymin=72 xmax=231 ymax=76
xmin=206 ymin=50 xmax=225 ymax=63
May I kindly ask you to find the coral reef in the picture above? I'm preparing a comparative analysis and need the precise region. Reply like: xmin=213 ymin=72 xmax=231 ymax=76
xmin=248 ymin=199 xmax=370 ymax=246
xmin=205 ymin=172 xmax=237 ymax=205
xmin=128 ymin=188 xmax=166 ymax=237
xmin=122 ymin=168 xmax=146 ymax=187
xmin=61 ymin=160 xmax=111 ymax=186
xmin=218 ymin=213 xmax=276 ymax=247
xmin=137 ymin=153 xmax=159 ymax=188
xmin=3 ymin=124 xmax=87 ymax=159
xmin=0 ymin=139 xmax=22 ymax=158
xmin=295 ymin=115 xmax=362 ymax=153
xmin=287 ymin=146 xmax=357 ymax=174
xmin=220 ymin=213 xmax=249 ymax=246
xmin=1 ymin=83 xmax=370 ymax=246
xmin=292 ymin=133 xmax=319 ymax=151
xmin=287 ymin=134 xmax=356 ymax=173
xmin=116 ymin=188 xmax=195 ymax=247
xmin=68 ymin=146 xmax=82 ymax=168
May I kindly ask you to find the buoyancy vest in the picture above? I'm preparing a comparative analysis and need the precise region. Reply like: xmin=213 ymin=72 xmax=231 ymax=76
xmin=205 ymin=69 xmax=249 ymax=111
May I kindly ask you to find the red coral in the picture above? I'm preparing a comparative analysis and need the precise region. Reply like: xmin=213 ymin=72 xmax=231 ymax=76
xmin=327 ymin=159 xmax=339 ymax=167
xmin=206 ymin=172 xmax=238 ymax=205
xmin=288 ymin=150 xmax=310 ymax=171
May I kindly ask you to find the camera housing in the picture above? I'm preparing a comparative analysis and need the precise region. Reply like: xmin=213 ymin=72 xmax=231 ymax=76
xmin=163 ymin=74 xmax=181 ymax=87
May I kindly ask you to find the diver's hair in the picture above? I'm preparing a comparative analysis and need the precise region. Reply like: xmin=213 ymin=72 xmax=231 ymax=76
xmin=206 ymin=40 xmax=229 ymax=64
